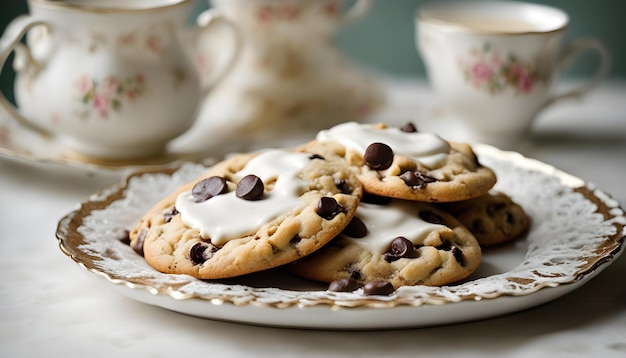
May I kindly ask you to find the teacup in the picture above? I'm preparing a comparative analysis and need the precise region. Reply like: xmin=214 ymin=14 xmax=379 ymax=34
xmin=0 ymin=0 xmax=239 ymax=160
xmin=416 ymin=0 xmax=611 ymax=148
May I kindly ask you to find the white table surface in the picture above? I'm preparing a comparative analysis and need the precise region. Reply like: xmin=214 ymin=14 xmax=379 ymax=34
xmin=1 ymin=79 xmax=625 ymax=358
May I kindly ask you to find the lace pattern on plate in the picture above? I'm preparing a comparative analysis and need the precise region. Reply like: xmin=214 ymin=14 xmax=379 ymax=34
xmin=57 ymin=145 xmax=626 ymax=308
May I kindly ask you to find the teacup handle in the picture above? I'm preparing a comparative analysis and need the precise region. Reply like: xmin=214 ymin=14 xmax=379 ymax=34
xmin=195 ymin=9 xmax=241 ymax=94
xmin=343 ymin=0 xmax=372 ymax=24
xmin=0 ymin=15 xmax=51 ymax=135
xmin=543 ymin=38 xmax=611 ymax=108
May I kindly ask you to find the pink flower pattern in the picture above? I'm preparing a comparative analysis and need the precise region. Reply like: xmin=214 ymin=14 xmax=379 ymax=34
xmin=118 ymin=33 xmax=164 ymax=55
xmin=256 ymin=5 xmax=302 ymax=23
xmin=471 ymin=62 xmax=494 ymax=87
xmin=74 ymin=74 xmax=146 ymax=119
xmin=255 ymin=2 xmax=339 ymax=24
xmin=458 ymin=43 xmax=546 ymax=95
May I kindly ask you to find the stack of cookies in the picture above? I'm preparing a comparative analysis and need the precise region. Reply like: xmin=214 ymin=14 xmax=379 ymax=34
xmin=129 ymin=122 xmax=529 ymax=295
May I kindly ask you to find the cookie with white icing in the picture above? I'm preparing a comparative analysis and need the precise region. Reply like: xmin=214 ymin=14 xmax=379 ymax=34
xmin=129 ymin=149 xmax=362 ymax=279
xmin=301 ymin=122 xmax=497 ymax=203
xmin=437 ymin=192 xmax=530 ymax=247
xmin=289 ymin=196 xmax=482 ymax=289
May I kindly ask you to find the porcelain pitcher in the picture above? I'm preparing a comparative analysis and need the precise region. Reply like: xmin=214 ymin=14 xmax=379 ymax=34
xmin=0 ymin=0 xmax=238 ymax=160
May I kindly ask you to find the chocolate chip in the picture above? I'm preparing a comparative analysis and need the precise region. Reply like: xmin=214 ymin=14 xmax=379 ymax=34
xmin=236 ymin=174 xmax=264 ymax=200
xmin=436 ymin=241 xmax=465 ymax=266
xmin=487 ymin=202 xmax=507 ymax=215
xmin=437 ymin=240 xmax=452 ymax=251
xmin=316 ymin=197 xmax=343 ymax=220
xmin=364 ymin=142 xmax=394 ymax=170
xmin=452 ymin=246 xmax=465 ymax=266
xmin=342 ymin=216 xmax=368 ymax=238
xmin=361 ymin=193 xmax=392 ymax=205
xmin=400 ymin=122 xmax=418 ymax=133
xmin=328 ymin=278 xmax=361 ymax=292
xmin=350 ymin=270 xmax=362 ymax=281
xmin=472 ymin=218 xmax=489 ymax=234
xmin=363 ymin=280 xmax=395 ymax=295
xmin=189 ymin=242 xmax=217 ymax=265
xmin=131 ymin=229 xmax=146 ymax=257
xmin=384 ymin=236 xmax=417 ymax=262
xmin=334 ymin=179 xmax=351 ymax=194
xmin=163 ymin=206 xmax=179 ymax=223
xmin=309 ymin=154 xmax=325 ymax=160
xmin=399 ymin=171 xmax=419 ymax=187
xmin=290 ymin=234 xmax=302 ymax=245
xmin=192 ymin=176 xmax=228 ymax=202
xmin=420 ymin=210 xmax=445 ymax=225
xmin=118 ymin=230 xmax=131 ymax=245
xmin=399 ymin=170 xmax=437 ymax=189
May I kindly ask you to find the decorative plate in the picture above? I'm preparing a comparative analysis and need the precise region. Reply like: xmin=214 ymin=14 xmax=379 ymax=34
xmin=56 ymin=145 xmax=625 ymax=330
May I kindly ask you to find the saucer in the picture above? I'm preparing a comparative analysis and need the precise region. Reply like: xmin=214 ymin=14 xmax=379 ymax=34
xmin=0 ymin=110 xmax=215 ymax=173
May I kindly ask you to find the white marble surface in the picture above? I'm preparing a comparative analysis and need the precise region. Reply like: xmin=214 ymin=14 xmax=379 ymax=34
xmin=1 ymin=80 xmax=625 ymax=357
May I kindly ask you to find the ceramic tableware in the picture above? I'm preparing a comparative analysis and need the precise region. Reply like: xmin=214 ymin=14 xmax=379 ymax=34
xmin=0 ymin=0 xmax=239 ymax=160
xmin=416 ymin=0 xmax=611 ymax=148
xmin=172 ymin=0 xmax=384 ymax=154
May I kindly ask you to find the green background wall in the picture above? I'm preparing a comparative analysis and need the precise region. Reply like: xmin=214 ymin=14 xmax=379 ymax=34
xmin=1 ymin=0 xmax=624 ymax=104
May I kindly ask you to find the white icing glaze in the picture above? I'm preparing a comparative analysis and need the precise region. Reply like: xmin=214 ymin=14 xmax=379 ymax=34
xmin=316 ymin=121 xmax=451 ymax=168
xmin=345 ymin=201 xmax=446 ymax=253
xmin=175 ymin=150 xmax=311 ymax=246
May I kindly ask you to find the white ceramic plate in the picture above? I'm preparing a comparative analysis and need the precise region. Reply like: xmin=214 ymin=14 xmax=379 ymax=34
xmin=56 ymin=145 xmax=625 ymax=330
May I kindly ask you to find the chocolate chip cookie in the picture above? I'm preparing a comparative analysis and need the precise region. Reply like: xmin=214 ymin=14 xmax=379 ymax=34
xmin=303 ymin=121 xmax=497 ymax=203
xmin=289 ymin=196 xmax=482 ymax=289
xmin=438 ymin=192 xmax=530 ymax=246
xmin=129 ymin=149 xmax=363 ymax=279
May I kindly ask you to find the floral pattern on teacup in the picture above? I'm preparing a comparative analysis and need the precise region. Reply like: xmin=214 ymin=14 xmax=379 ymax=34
xmin=118 ymin=32 xmax=165 ymax=55
xmin=457 ymin=43 xmax=547 ymax=95
xmin=257 ymin=5 xmax=300 ymax=22
xmin=253 ymin=1 xmax=342 ymax=25
xmin=74 ymin=74 xmax=146 ymax=120
xmin=81 ymin=25 xmax=170 ymax=55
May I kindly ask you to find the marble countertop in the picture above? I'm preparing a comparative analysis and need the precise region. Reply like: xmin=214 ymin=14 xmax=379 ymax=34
xmin=1 ymin=80 xmax=625 ymax=357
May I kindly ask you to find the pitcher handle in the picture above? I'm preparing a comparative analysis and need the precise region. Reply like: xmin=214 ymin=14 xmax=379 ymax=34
xmin=195 ymin=9 xmax=241 ymax=94
xmin=543 ymin=38 xmax=611 ymax=108
xmin=343 ymin=0 xmax=372 ymax=24
xmin=0 ymin=15 xmax=51 ymax=135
